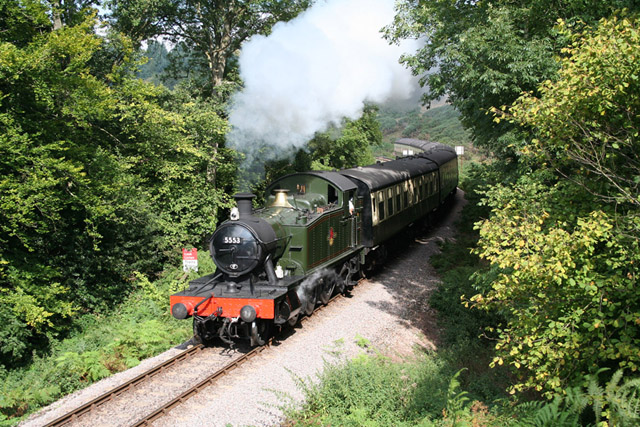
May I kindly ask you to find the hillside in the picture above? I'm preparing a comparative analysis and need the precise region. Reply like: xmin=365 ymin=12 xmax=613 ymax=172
xmin=374 ymin=103 xmax=485 ymax=164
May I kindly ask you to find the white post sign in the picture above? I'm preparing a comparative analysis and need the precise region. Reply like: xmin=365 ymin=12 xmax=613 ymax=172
xmin=455 ymin=145 xmax=465 ymax=175
xmin=182 ymin=248 xmax=198 ymax=272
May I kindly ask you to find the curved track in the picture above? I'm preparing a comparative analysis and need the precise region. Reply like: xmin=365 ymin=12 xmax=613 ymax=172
xmin=42 ymin=292 xmax=347 ymax=427
xmin=43 ymin=344 xmax=205 ymax=427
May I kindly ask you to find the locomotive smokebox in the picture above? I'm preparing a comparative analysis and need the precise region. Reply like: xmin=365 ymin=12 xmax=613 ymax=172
xmin=234 ymin=193 xmax=256 ymax=218
xmin=210 ymin=192 xmax=287 ymax=278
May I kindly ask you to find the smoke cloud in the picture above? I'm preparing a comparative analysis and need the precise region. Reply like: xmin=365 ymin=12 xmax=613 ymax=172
xmin=227 ymin=0 xmax=421 ymax=155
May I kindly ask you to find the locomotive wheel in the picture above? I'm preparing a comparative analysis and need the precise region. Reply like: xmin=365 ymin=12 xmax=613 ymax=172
xmin=251 ymin=321 xmax=272 ymax=346
xmin=193 ymin=317 xmax=219 ymax=346
xmin=318 ymin=277 xmax=335 ymax=305
xmin=287 ymin=313 xmax=300 ymax=327
xmin=193 ymin=320 xmax=202 ymax=344
xmin=304 ymin=286 xmax=317 ymax=315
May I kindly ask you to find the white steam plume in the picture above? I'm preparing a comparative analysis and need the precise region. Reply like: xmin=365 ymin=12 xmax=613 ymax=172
xmin=227 ymin=0 xmax=421 ymax=154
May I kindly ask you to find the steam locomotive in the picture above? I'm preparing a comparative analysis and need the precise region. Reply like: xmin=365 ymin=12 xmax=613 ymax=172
xmin=170 ymin=140 xmax=458 ymax=346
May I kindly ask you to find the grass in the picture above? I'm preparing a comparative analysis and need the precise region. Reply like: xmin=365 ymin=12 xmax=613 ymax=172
xmin=0 ymin=257 xmax=214 ymax=426
xmin=279 ymin=193 xmax=523 ymax=426
xmin=280 ymin=181 xmax=640 ymax=426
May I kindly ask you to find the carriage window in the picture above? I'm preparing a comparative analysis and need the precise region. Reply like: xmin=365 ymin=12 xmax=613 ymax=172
xmin=379 ymin=201 xmax=385 ymax=220
xmin=388 ymin=196 xmax=393 ymax=216
xmin=396 ymin=193 xmax=401 ymax=211
xmin=404 ymin=190 xmax=408 ymax=207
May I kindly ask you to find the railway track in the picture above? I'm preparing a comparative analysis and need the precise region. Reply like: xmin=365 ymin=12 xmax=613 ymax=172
xmin=43 ymin=344 xmax=205 ymax=427
xmin=43 ymin=291 xmax=350 ymax=427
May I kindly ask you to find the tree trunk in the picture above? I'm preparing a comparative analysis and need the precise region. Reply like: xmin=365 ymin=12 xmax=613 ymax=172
xmin=52 ymin=0 xmax=63 ymax=30
xmin=210 ymin=50 xmax=225 ymax=89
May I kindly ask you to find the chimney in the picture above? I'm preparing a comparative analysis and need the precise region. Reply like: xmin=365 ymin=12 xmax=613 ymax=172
xmin=234 ymin=193 xmax=256 ymax=218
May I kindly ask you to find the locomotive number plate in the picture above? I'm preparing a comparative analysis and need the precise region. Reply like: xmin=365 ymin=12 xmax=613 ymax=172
xmin=223 ymin=236 xmax=242 ymax=244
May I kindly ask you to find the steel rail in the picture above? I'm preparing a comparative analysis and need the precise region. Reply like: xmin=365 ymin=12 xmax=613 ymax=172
xmin=43 ymin=344 xmax=204 ymax=427
xmin=45 ymin=281 xmax=361 ymax=427
xmin=133 ymin=290 xmax=351 ymax=426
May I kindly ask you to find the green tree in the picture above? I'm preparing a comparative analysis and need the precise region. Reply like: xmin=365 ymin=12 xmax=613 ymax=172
xmin=504 ymin=15 xmax=640 ymax=208
xmin=106 ymin=0 xmax=311 ymax=96
xmin=309 ymin=106 xmax=379 ymax=170
xmin=471 ymin=15 xmax=640 ymax=396
xmin=0 ymin=0 xmax=51 ymax=46
xmin=0 ymin=5 xmax=229 ymax=368
xmin=138 ymin=40 xmax=171 ymax=85
xmin=386 ymin=0 xmax=637 ymax=158
xmin=49 ymin=0 xmax=99 ymax=29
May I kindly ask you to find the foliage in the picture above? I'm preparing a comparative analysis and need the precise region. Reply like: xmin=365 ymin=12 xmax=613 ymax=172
xmin=283 ymin=351 xmax=640 ymax=426
xmin=385 ymin=0 xmax=637 ymax=158
xmin=0 ymin=256 xmax=212 ymax=423
xmin=585 ymin=369 xmax=640 ymax=425
xmin=137 ymin=40 xmax=174 ymax=87
xmin=504 ymin=15 xmax=640 ymax=208
xmin=309 ymin=106 xmax=379 ymax=170
xmin=281 ymin=341 xmax=453 ymax=426
xmin=471 ymin=173 xmax=640 ymax=396
xmin=511 ymin=369 xmax=640 ymax=426
xmin=281 ymin=343 xmax=515 ymax=426
xmin=378 ymin=104 xmax=470 ymax=147
xmin=464 ymin=14 xmax=640 ymax=398
xmin=106 ymin=0 xmax=310 ymax=96
xmin=0 ymin=5 xmax=229 ymax=368
xmin=0 ymin=0 xmax=52 ymax=47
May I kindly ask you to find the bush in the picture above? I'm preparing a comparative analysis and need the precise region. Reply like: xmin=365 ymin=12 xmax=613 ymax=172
xmin=281 ymin=342 xmax=454 ymax=426
xmin=0 ymin=14 xmax=231 ymax=369
xmin=0 ymin=256 xmax=212 ymax=423
xmin=472 ymin=175 xmax=640 ymax=396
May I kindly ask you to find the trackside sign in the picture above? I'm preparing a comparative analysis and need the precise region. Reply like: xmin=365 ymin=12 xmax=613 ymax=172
xmin=182 ymin=248 xmax=198 ymax=272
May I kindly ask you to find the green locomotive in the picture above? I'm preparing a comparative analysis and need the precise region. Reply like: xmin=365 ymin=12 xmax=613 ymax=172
xmin=170 ymin=141 xmax=458 ymax=346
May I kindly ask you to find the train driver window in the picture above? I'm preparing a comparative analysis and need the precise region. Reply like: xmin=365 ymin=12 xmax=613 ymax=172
xmin=328 ymin=185 xmax=338 ymax=205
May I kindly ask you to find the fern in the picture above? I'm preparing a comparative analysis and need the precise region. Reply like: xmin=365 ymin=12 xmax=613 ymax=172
xmin=592 ymin=369 xmax=640 ymax=426
xmin=441 ymin=369 xmax=472 ymax=426
xmin=516 ymin=369 xmax=640 ymax=426
xmin=529 ymin=395 xmax=579 ymax=427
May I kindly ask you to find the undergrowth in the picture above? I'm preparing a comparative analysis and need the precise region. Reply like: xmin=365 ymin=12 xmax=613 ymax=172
xmin=0 ymin=257 xmax=213 ymax=426
xmin=281 ymin=193 xmax=640 ymax=426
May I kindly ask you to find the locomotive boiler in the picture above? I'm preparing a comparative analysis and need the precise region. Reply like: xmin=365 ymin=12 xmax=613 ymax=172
xmin=170 ymin=140 xmax=458 ymax=346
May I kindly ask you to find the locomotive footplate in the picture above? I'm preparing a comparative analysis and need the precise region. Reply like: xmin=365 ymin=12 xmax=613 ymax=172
xmin=170 ymin=275 xmax=304 ymax=346
xmin=170 ymin=275 xmax=303 ymax=322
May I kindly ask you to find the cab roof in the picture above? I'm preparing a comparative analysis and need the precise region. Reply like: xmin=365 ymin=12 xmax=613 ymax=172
xmin=266 ymin=171 xmax=358 ymax=193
